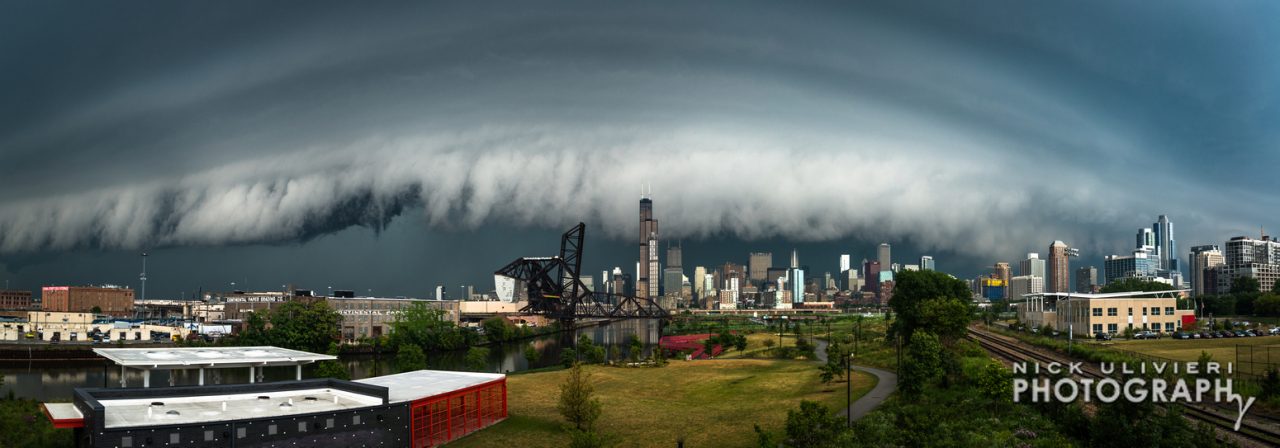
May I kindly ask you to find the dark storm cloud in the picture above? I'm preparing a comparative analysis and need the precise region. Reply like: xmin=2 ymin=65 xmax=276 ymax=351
xmin=2 ymin=0 xmax=1279 ymax=272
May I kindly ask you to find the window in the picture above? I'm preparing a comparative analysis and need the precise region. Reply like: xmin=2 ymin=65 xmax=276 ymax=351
xmin=1142 ymin=307 xmax=1148 ymax=315
xmin=354 ymin=415 xmax=362 ymax=425
xmin=299 ymin=422 xmax=307 ymax=432
xmin=1092 ymin=308 xmax=1103 ymax=316
xmin=237 ymin=428 xmax=247 ymax=439
xmin=1152 ymin=307 xmax=1161 ymax=316
xmin=268 ymin=424 xmax=277 ymax=435
xmin=121 ymin=436 xmax=133 ymax=448
xmin=1093 ymin=324 xmax=1103 ymax=334
xmin=1165 ymin=307 xmax=1175 ymax=315
xmin=1165 ymin=322 xmax=1175 ymax=332
xmin=1107 ymin=308 xmax=1118 ymax=316
xmin=1128 ymin=308 xmax=1133 ymax=316
xmin=1108 ymin=323 xmax=1118 ymax=333
xmin=170 ymin=433 xmax=179 ymax=444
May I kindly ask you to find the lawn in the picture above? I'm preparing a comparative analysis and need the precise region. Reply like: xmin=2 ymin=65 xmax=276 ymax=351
xmin=447 ymin=359 xmax=876 ymax=448
xmin=1098 ymin=335 xmax=1280 ymax=364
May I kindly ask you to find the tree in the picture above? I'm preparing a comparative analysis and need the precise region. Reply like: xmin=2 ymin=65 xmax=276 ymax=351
xmin=390 ymin=303 xmax=474 ymax=351
xmin=899 ymin=332 xmax=943 ymax=397
xmin=482 ymin=317 xmax=515 ymax=342
xmin=267 ymin=300 xmax=342 ymax=353
xmin=1100 ymin=278 xmax=1174 ymax=294
xmin=783 ymin=401 xmax=850 ymax=448
xmin=465 ymin=346 xmax=490 ymax=372
xmin=557 ymin=362 xmax=602 ymax=431
xmin=762 ymin=339 xmax=776 ymax=350
xmin=90 ymin=306 xmax=102 ymax=314
xmin=975 ymin=359 xmax=1012 ymax=409
xmin=524 ymin=344 xmax=541 ymax=366
xmin=888 ymin=270 xmax=972 ymax=343
xmin=396 ymin=343 xmax=427 ymax=373
xmin=917 ymin=298 xmax=971 ymax=342
xmin=1255 ymin=294 xmax=1280 ymax=317
xmin=1232 ymin=276 xmax=1262 ymax=295
xmin=313 ymin=342 xmax=349 ymax=380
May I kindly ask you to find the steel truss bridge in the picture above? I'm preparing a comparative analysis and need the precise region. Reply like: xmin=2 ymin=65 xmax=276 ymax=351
xmin=494 ymin=223 xmax=669 ymax=328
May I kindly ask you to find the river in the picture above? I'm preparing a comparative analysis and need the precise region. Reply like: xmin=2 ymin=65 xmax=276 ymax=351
xmin=0 ymin=318 xmax=662 ymax=402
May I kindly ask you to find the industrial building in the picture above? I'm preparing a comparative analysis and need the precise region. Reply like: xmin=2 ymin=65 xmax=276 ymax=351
xmin=1014 ymin=290 xmax=1193 ymax=337
xmin=42 ymin=286 xmax=135 ymax=317
xmin=43 ymin=347 xmax=507 ymax=448
xmin=0 ymin=289 xmax=33 ymax=311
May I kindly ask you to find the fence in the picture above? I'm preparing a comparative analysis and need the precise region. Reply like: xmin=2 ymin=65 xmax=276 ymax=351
xmin=1236 ymin=345 xmax=1280 ymax=379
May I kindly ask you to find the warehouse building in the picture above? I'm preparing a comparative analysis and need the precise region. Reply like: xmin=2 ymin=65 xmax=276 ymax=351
xmin=43 ymin=346 xmax=507 ymax=448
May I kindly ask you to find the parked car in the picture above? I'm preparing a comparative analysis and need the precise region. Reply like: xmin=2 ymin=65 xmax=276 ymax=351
xmin=1174 ymin=331 xmax=1192 ymax=340
xmin=1234 ymin=330 xmax=1249 ymax=337
xmin=1270 ymin=327 xmax=1280 ymax=336
xmin=1095 ymin=332 xmax=1113 ymax=341
xmin=1191 ymin=332 xmax=1201 ymax=339
xmin=1134 ymin=331 xmax=1158 ymax=340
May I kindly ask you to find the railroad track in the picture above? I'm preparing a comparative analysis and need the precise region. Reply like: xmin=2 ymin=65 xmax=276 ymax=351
xmin=967 ymin=327 xmax=1280 ymax=447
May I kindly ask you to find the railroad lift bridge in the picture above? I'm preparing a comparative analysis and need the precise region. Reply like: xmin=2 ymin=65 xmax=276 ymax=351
xmin=494 ymin=222 xmax=669 ymax=330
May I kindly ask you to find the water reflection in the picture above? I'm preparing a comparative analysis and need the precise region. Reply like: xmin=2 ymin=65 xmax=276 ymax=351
xmin=1 ymin=319 xmax=662 ymax=402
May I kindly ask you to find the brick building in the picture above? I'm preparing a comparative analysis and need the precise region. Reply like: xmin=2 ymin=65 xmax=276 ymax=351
xmin=41 ymin=286 xmax=134 ymax=317
xmin=0 ymin=289 xmax=33 ymax=310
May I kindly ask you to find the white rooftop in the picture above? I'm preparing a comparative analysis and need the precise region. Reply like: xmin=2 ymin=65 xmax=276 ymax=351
xmin=99 ymin=388 xmax=381 ymax=428
xmin=356 ymin=370 xmax=504 ymax=403
xmin=93 ymin=346 xmax=336 ymax=370
xmin=43 ymin=402 xmax=83 ymax=421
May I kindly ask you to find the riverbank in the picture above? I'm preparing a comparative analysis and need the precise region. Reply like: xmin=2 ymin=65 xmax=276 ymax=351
xmin=447 ymin=359 xmax=875 ymax=448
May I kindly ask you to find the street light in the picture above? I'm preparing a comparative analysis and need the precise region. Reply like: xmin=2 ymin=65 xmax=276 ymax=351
xmin=847 ymin=353 xmax=855 ymax=428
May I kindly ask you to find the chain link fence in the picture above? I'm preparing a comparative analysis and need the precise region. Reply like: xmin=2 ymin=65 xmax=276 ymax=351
xmin=1236 ymin=344 xmax=1280 ymax=379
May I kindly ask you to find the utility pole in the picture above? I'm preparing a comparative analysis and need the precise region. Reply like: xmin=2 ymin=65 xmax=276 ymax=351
xmin=140 ymin=252 xmax=148 ymax=302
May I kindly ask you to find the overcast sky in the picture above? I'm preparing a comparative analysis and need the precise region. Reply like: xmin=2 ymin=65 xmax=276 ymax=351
xmin=2 ymin=1 xmax=1278 ymax=297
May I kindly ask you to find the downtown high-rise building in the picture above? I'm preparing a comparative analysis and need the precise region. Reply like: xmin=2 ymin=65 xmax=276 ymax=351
xmin=638 ymin=196 xmax=660 ymax=299
xmin=1154 ymin=215 xmax=1177 ymax=273
xmin=920 ymin=256 xmax=935 ymax=271
xmin=861 ymin=259 xmax=880 ymax=293
xmin=1103 ymin=248 xmax=1158 ymax=285
xmin=1009 ymin=275 xmax=1044 ymax=299
xmin=1220 ymin=236 xmax=1280 ymax=294
xmin=1136 ymin=227 xmax=1156 ymax=251
xmin=878 ymin=243 xmax=892 ymax=274
xmin=994 ymin=262 xmax=1011 ymax=299
xmin=749 ymin=252 xmax=773 ymax=285
xmin=1020 ymin=253 xmax=1046 ymax=279
xmin=1048 ymin=241 xmax=1070 ymax=293
xmin=693 ymin=266 xmax=708 ymax=298
xmin=1189 ymin=245 xmax=1223 ymax=297
xmin=1075 ymin=266 xmax=1097 ymax=293
xmin=789 ymin=250 xmax=805 ymax=304
xmin=664 ymin=243 xmax=683 ymax=297
xmin=839 ymin=254 xmax=851 ymax=274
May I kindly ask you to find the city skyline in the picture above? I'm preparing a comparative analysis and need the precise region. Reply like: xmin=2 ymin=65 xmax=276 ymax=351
xmin=4 ymin=2 xmax=1280 ymax=298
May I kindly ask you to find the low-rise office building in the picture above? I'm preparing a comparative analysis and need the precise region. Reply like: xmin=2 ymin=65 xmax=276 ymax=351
xmin=1015 ymin=290 xmax=1193 ymax=337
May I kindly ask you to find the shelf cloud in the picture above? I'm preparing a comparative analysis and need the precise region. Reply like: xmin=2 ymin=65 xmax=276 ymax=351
xmin=2 ymin=1 xmax=1278 ymax=268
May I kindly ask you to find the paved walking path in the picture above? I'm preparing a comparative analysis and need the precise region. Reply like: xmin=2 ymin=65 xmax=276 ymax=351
xmin=813 ymin=339 xmax=898 ymax=421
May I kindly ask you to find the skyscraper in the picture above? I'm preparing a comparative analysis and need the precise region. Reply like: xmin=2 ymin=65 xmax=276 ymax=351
xmin=638 ymin=195 xmax=659 ymax=299
xmin=1075 ymin=266 xmax=1097 ymax=293
xmin=1136 ymin=227 xmax=1156 ymax=250
xmin=994 ymin=262 xmax=1011 ymax=299
xmin=1020 ymin=253 xmax=1046 ymax=279
xmin=1189 ymin=245 xmax=1223 ymax=297
xmin=666 ymin=243 xmax=682 ymax=270
xmin=920 ymin=256 xmax=935 ymax=271
xmin=861 ymin=259 xmax=880 ymax=293
xmin=749 ymin=252 xmax=773 ymax=285
xmin=1154 ymin=215 xmax=1178 ymax=273
xmin=839 ymin=254 xmax=851 ymax=274
xmin=1048 ymin=241 xmax=1070 ymax=293
xmin=878 ymin=243 xmax=891 ymax=273
xmin=789 ymin=250 xmax=805 ymax=304
xmin=693 ymin=266 xmax=707 ymax=298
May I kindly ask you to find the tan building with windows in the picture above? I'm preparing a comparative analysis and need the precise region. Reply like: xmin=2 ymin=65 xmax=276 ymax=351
xmin=326 ymin=297 xmax=460 ymax=342
xmin=41 ymin=286 xmax=134 ymax=317
xmin=1016 ymin=290 xmax=1193 ymax=337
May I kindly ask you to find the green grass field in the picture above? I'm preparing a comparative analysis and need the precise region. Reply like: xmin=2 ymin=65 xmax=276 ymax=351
xmin=447 ymin=359 xmax=875 ymax=447
xmin=1100 ymin=335 xmax=1280 ymax=363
